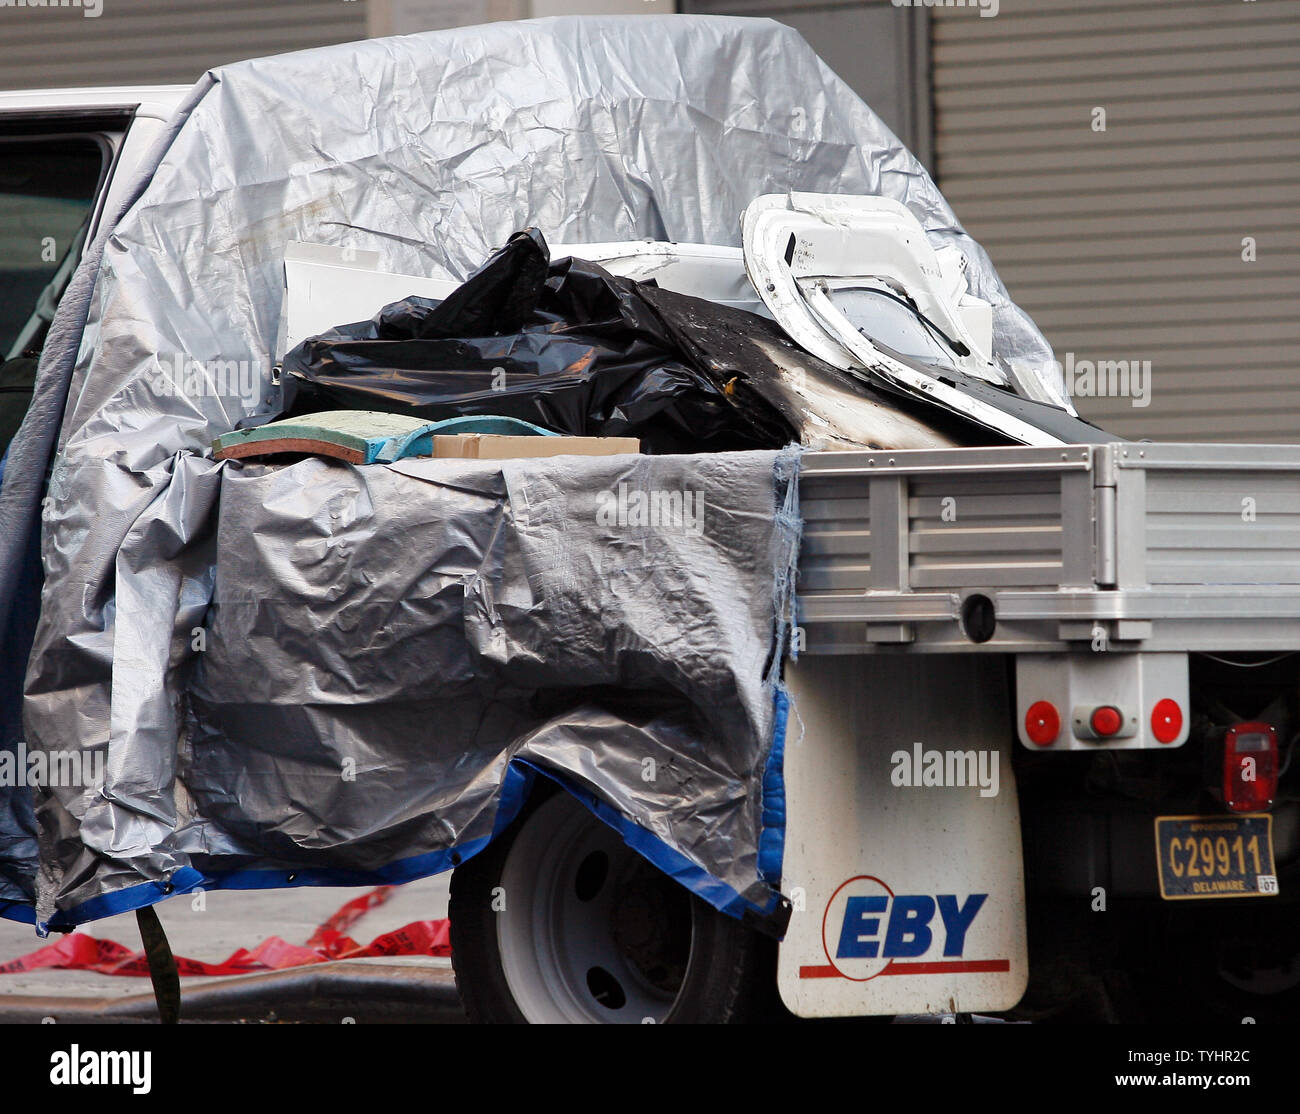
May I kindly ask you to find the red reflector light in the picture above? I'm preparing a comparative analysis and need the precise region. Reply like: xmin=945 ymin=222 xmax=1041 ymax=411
xmin=1151 ymin=698 xmax=1183 ymax=744
xmin=1025 ymin=701 xmax=1060 ymax=746
xmin=1223 ymin=722 xmax=1278 ymax=812
xmin=1090 ymin=705 xmax=1123 ymax=738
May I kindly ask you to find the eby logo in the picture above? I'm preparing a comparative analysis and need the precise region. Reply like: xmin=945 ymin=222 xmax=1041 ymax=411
xmin=800 ymin=876 xmax=1011 ymax=981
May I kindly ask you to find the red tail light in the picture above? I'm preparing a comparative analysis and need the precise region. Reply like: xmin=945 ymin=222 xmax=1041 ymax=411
xmin=1223 ymin=722 xmax=1278 ymax=812
xmin=1090 ymin=705 xmax=1123 ymax=738
xmin=1025 ymin=701 xmax=1060 ymax=747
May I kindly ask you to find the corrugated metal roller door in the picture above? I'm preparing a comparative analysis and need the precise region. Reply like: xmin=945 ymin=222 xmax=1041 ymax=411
xmin=933 ymin=0 xmax=1300 ymax=443
xmin=0 ymin=0 xmax=367 ymax=91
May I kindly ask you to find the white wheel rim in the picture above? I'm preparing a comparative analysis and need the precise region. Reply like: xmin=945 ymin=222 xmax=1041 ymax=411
xmin=496 ymin=793 xmax=696 ymax=1024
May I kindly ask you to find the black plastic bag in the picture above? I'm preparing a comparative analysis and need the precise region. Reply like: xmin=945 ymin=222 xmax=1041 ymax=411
xmin=280 ymin=229 xmax=795 ymax=453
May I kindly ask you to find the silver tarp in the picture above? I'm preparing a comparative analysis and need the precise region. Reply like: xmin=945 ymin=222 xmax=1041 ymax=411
xmin=4 ymin=14 xmax=1056 ymax=924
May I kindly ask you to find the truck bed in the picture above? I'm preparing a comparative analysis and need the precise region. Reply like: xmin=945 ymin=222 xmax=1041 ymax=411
xmin=796 ymin=442 xmax=1300 ymax=654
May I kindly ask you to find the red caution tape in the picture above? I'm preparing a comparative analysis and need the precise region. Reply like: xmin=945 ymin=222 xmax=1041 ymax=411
xmin=0 ymin=886 xmax=451 ymax=977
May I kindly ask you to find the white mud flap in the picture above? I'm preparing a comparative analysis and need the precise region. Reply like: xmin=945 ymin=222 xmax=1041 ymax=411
xmin=777 ymin=655 xmax=1028 ymax=1018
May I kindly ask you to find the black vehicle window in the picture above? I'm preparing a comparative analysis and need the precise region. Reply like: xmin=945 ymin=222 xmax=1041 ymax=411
xmin=0 ymin=137 xmax=104 ymax=355
xmin=0 ymin=136 xmax=105 ymax=458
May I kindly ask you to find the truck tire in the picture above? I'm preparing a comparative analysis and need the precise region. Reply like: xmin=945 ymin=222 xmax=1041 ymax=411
xmin=449 ymin=786 xmax=780 ymax=1023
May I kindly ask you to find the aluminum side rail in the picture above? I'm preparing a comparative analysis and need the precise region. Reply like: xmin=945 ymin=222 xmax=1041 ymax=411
xmin=796 ymin=442 xmax=1300 ymax=654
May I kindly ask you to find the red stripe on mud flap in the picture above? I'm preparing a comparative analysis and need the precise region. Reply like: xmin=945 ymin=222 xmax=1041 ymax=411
xmin=883 ymin=959 xmax=1010 ymax=975
xmin=798 ymin=959 xmax=1010 ymax=979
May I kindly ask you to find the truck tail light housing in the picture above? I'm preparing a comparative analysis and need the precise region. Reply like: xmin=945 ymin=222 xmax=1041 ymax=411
xmin=1223 ymin=722 xmax=1278 ymax=812
xmin=1025 ymin=701 xmax=1060 ymax=747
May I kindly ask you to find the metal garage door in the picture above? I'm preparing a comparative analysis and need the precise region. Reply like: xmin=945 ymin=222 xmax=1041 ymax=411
xmin=933 ymin=0 xmax=1300 ymax=443
xmin=0 ymin=0 xmax=367 ymax=91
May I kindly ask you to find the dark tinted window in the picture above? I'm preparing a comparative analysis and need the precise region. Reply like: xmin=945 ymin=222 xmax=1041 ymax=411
xmin=0 ymin=136 xmax=104 ymax=458
xmin=0 ymin=136 xmax=104 ymax=357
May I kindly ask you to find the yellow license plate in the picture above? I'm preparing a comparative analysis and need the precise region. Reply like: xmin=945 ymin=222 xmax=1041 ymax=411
xmin=1155 ymin=814 xmax=1278 ymax=900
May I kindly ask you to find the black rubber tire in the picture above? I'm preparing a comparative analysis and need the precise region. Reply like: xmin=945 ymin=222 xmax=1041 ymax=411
xmin=449 ymin=785 xmax=783 ymax=1024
